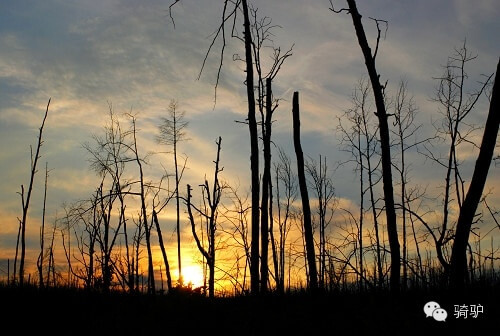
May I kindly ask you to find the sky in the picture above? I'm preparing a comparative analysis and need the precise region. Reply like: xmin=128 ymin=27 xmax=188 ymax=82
xmin=1 ymin=0 xmax=499 ymax=285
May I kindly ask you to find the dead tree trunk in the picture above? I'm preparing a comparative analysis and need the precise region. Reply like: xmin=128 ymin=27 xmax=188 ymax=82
xmin=345 ymin=0 xmax=400 ymax=291
xmin=156 ymin=100 xmax=188 ymax=286
xmin=260 ymin=78 xmax=272 ymax=292
xmin=19 ymin=98 xmax=50 ymax=287
xmin=241 ymin=0 xmax=260 ymax=294
xmin=130 ymin=115 xmax=155 ymax=294
xmin=37 ymin=162 xmax=49 ymax=288
xmin=187 ymin=137 xmax=223 ymax=298
xmin=450 ymin=58 xmax=500 ymax=287
xmin=292 ymin=91 xmax=318 ymax=291
xmin=153 ymin=210 xmax=173 ymax=292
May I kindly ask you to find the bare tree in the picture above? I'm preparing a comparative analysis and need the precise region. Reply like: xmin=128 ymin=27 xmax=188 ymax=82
xmin=157 ymin=100 xmax=188 ymax=285
xmin=337 ymin=78 xmax=383 ymax=288
xmin=241 ymin=0 xmax=261 ymax=294
xmin=128 ymin=113 xmax=155 ymax=293
xmin=61 ymin=206 xmax=75 ymax=286
xmin=390 ymin=79 xmax=428 ymax=289
xmin=249 ymin=7 xmax=293 ymax=291
xmin=292 ymin=91 xmax=318 ymax=291
xmin=66 ymin=195 xmax=100 ymax=290
xmin=220 ymin=184 xmax=252 ymax=293
xmin=77 ymin=107 xmax=178 ymax=292
xmin=331 ymin=0 xmax=400 ymax=292
xmin=415 ymin=44 xmax=494 ymax=282
xmin=18 ymin=98 xmax=51 ymax=286
xmin=186 ymin=137 xmax=225 ymax=297
xmin=152 ymin=210 xmax=172 ymax=292
xmin=37 ymin=162 xmax=50 ymax=288
xmin=450 ymin=58 xmax=499 ymax=286
xmin=83 ymin=107 xmax=134 ymax=291
xmin=273 ymin=147 xmax=297 ymax=292
xmin=151 ymin=173 xmax=177 ymax=293
xmin=46 ymin=219 xmax=58 ymax=287
xmin=169 ymin=0 xmax=261 ymax=294
xmin=306 ymin=155 xmax=336 ymax=289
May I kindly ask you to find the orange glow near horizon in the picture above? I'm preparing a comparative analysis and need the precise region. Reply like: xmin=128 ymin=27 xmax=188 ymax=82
xmin=180 ymin=264 xmax=204 ymax=288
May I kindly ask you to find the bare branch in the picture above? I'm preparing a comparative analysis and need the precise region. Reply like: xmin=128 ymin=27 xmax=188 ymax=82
xmin=168 ymin=0 xmax=181 ymax=28
xmin=328 ymin=0 xmax=350 ymax=14
xmin=369 ymin=17 xmax=388 ymax=61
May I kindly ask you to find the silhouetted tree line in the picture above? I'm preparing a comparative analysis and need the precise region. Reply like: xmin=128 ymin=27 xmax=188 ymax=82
xmin=6 ymin=0 xmax=499 ymax=297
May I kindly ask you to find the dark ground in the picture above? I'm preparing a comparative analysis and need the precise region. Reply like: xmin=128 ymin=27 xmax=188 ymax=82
xmin=1 ymin=285 xmax=498 ymax=335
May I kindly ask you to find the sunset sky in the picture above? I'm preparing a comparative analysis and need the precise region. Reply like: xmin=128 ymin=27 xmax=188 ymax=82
xmin=1 ymin=0 xmax=499 ymax=286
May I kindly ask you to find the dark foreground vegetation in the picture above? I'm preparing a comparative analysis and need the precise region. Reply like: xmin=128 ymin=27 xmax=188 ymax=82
xmin=2 ymin=282 xmax=498 ymax=335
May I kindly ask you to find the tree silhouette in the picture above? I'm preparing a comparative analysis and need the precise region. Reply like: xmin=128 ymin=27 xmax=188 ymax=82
xmin=128 ymin=113 xmax=156 ymax=294
xmin=337 ymin=77 xmax=384 ymax=288
xmin=83 ymin=108 xmax=130 ymax=291
xmin=306 ymin=155 xmax=336 ymax=289
xmin=187 ymin=137 xmax=225 ymax=297
xmin=390 ymin=79 xmax=426 ymax=290
xmin=292 ymin=91 xmax=318 ymax=291
xmin=411 ymin=44 xmax=495 ymax=286
xmin=170 ymin=0 xmax=261 ymax=293
xmin=37 ymin=162 xmax=50 ymax=288
xmin=151 ymin=173 xmax=177 ymax=293
xmin=249 ymin=7 xmax=293 ymax=291
xmin=157 ymin=99 xmax=189 ymax=286
xmin=331 ymin=0 xmax=400 ymax=292
xmin=273 ymin=147 xmax=297 ymax=293
xmin=17 ymin=98 xmax=51 ymax=287
xmin=450 ymin=58 xmax=499 ymax=287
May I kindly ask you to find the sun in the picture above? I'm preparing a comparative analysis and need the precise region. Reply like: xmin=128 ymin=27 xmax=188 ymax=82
xmin=181 ymin=265 xmax=204 ymax=288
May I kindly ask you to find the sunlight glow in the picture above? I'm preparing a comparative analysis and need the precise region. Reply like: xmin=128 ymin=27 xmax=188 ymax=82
xmin=181 ymin=265 xmax=204 ymax=288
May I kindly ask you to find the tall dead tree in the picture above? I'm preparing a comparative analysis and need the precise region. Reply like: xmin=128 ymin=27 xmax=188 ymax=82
xmin=450 ymin=58 xmax=500 ymax=287
xmin=37 ymin=162 xmax=49 ymax=288
xmin=391 ymin=79 xmax=426 ymax=289
xmin=413 ymin=44 xmax=494 ymax=285
xmin=169 ymin=0 xmax=260 ymax=293
xmin=187 ymin=137 xmax=224 ymax=298
xmin=274 ymin=147 xmax=297 ymax=293
xmin=150 ymin=172 xmax=177 ymax=293
xmin=18 ymin=98 xmax=50 ymax=286
xmin=259 ymin=78 xmax=273 ymax=292
xmin=306 ymin=155 xmax=336 ymax=289
xmin=97 ymin=181 xmax=120 ymax=291
xmin=292 ymin=91 xmax=318 ymax=291
xmin=157 ymin=99 xmax=188 ymax=285
xmin=153 ymin=210 xmax=172 ymax=292
xmin=331 ymin=0 xmax=400 ymax=291
xmin=248 ymin=7 xmax=293 ymax=292
xmin=128 ymin=113 xmax=155 ymax=294
xmin=338 ymin=77 xmax=384 ymax=288
xmin=241 ymin=0 xmax=261 ymax=294
xmin=84 ymin=108 xmax=135 ymax=291
xmin=47 ymin=222 xmax=57 ymax=287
